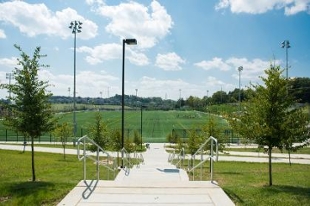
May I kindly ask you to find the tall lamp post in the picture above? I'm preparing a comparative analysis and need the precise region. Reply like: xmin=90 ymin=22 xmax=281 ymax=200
xmin=122 ymin=38 xmax=137 ymax=168
xmin=238 ymin=66 xmax=243 ymax=112
xmin=69 ymin=21 xmax=82 ymax=144
xmin=281 ymin=40 xmax=291 ymax=93
xmin=140 ymin=105 xmax=146 ymax=150
xmin=281 ymin=40 xmax=291 ymax=80
xmin=6 ymin=73 xmax=13 ymax=100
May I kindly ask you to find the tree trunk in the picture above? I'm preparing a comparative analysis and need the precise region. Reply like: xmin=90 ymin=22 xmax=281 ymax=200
xmin=268 ymin=145 xmax=272 ymax=186
xmin=31 ymin=136 xmax=36 ymax=182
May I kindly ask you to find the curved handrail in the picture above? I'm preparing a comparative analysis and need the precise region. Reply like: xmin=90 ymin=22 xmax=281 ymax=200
xmin=188 ymin=136 xmax=218 ymax=181
xmin=77 ymin=135 xmax=117 ymax=181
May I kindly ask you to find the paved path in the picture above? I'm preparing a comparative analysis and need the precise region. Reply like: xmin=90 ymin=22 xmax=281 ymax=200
xmin=57 ymin=143 xmax=235 ymax=206
xmin=1 ymin=143 xmax=309 ymax=164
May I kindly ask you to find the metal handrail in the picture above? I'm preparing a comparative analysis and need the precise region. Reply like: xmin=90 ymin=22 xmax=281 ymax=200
xmin=188 ymin=136 xmax=218 ymax=182
xmin=121 ymin=147 xmax=132 ymax=175
xmin=77 ymin=135 xmax=117 ymax=181
xmin=175 ymin=147 xmax=185 ymax=168
xmin=134 ymin=151 xmax=144 ymax=168
xmin=167 ymin=147 xmax=185 ymax=168
xmin=168 ymin=150 xmax=175 ymax=162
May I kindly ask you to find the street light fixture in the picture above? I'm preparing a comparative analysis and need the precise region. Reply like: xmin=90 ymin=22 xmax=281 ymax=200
xmin=121 ymin=38 xmax=137 ymax=168
xmin=238 ymin=66 xmax=243 ymax=112
xmin=69 ymin=20 xmax=82 ymax=144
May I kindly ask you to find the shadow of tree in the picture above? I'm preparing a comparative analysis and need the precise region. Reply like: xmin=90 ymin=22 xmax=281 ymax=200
xmin=8 ymin=181 xmax=55 ymax=197
xmin=263 ymin=185 xmax=310 ymax=198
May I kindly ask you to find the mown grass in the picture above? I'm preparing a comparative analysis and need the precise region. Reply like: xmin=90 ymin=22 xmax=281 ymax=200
xmin=188 ymin=161 xmax=310 ymax=206
xmin=1 ymin=110 xmax=228 ymax=143
xmin=0 ymin=149 xmax=118 ymax=206
xmin=225 ymin=146 xmax=310 ymax=154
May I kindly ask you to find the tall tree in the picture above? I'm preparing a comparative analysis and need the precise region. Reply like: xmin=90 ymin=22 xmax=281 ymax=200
xmin=0 ymin=45 xmax=55 ymax=181
xmin=229 ymin=66 xmax=309 ymax=186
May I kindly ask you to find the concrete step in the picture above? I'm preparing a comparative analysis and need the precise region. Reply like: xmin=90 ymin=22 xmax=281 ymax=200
xmin=58 ymin=180 xmax=235 ymax=206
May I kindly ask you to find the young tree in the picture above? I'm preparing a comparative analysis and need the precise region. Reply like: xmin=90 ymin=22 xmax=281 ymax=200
xmin=203 ymin=116 xmax=225 ymax=151
xmin=88 ymin=112 xmax=109 ymax=151
xmin=229 ymin=66 xmax=309 ymax=186
xmin=133 ymin=130 xmax=141 ymax=150
xmin=53 ymin=122 xmax=72 ymax=160
xmin=0 ymin=45 xmax=55 ymax=182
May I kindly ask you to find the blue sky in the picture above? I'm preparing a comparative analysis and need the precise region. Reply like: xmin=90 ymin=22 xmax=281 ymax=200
xmin=0 ymin=0 xmax=310 ymax=100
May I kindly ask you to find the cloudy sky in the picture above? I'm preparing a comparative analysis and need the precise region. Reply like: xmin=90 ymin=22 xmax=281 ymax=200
xmin=0 ymin=0 xmax=309 ymax=100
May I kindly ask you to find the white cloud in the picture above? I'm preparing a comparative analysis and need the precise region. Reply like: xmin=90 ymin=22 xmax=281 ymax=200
xmin=94 ymin=0 xmax=173 ymax=48
xmin=0 ymin=57 xmax=18 ymax=69
xmin=215 ymin=0 xmax=310 ymax=15
xmin=78 ymin=43 xmax=149 ymax=66
xmin=0 ymin=29 xmax=6 ymax=38
xmin=155 ymin=52 xmax=185 ymax=71
xmin=139 ymin=76 xmax=190 ymax=99
xmin=38 ymin=69 xmax=118 ymax=97
xmin=195 ymin=57 xmax=280 ymax=82
xmin=0 ymin=1 xmax=98 ymax=39
xmin=194 ymin=57 xmax=231 ymax=71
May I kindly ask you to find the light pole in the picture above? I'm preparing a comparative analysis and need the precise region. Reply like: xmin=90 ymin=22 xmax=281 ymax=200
xmin=281 ymin=40 xmax=291 ymax=80
xmin=122 ymin=38 xmax=137 ymax=168
xmin=140 ymin=105 xmax=146 ymax=150
xmin=6 ymin=73 xmax=13 ymax=100
xmin=69 ymin=20 xmax=82 ymax=144
xmin=135 ymin=88 xmax=138 ymax=110
xmin=238 ymin=66 xmax=243 ymax=112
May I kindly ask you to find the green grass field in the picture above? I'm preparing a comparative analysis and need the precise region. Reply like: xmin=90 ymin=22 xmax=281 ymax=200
xmin=0 ymin=149 xmax=309 ymax=206
xmin=0 ymin=110 xmax=229 ymax=143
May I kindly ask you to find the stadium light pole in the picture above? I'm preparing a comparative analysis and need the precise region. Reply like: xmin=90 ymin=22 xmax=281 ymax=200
xmin=281 ymin=40 xmax=291 ymax=93
xmin=121 ymin=38 xmax=137 ymax=168
xmin=281 ymin=40 xmax=290 ymax=80
xmin=238 ymin=66 xmax=243 ymax=112
xmin=6 ymin=73 xmax=13 ymax=100
xmin=69 ymin=20 xmax=82 ymax=145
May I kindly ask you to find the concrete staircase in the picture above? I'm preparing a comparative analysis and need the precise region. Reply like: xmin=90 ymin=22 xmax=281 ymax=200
xmin=58 ymin=180 xmax=233 ymax=206
xmin=57 ymin=143 xmax=235 ymax=206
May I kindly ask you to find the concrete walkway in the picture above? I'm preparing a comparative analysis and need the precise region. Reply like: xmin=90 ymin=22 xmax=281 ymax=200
xmin=57 ymin=143 xmax=235 ymax=206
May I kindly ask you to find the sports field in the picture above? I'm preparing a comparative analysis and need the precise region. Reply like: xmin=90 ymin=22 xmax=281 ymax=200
xmin=0 ymin=110 xmax=229 ymax=143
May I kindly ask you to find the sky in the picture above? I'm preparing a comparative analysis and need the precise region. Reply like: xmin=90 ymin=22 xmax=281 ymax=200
xmin=0 ymin=0 xmax=310 ymax=100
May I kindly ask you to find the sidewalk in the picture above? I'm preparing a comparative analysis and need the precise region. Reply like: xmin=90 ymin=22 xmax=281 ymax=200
xmin=0 ymin=143 xmax=309 ymax=164
xmin=58 ymin=143 xmax=235 ymax=206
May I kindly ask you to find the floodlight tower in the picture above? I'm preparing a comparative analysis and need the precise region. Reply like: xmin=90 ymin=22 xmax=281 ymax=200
xmin=238 ymin=66 xmax=243 ymax=112
xmin=281 ymin=40 xmax=291 ymax=81
xmin=69 ymin=20 xmax=82 ymax=143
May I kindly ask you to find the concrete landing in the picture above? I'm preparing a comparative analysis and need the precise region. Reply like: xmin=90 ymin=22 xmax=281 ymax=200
xmin=57 ymin=143 xmax=235 ymax=206
xmin=58 ymin=180 xmax=233 ymax=206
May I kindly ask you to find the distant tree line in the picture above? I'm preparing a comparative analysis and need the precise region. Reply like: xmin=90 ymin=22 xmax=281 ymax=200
xmin=1 ymin=77 xmax=309 ymax=113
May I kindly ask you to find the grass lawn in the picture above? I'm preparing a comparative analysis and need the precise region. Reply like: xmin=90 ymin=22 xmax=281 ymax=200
xmin=225 ymin=146 xmax=310 ymax=154
xmin=0 ymin=110 xmax=229 ymax=143
xmin=190 ymin=161 xmax=310 ymax=206
xmin=1 ymin=149 xmax=309 ymax=206
xmin=0 ymin=149 xmax=118 ymax=206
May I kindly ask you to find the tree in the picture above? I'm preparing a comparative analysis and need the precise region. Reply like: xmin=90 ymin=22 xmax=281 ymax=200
xmin=133 ymin=130 xmax=141 ymax=150
xmin=53 ymin=122 xmax=72 ymax=160
xmin=88 ymin=112 xmax=109 ymax=151
xmin=229 ymin=66 xmax=309 ymax=186
xmin=0 ymin=45 xmax=55 ymax=182
xmin=202 ymin=116 xmax=225 ymax=151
